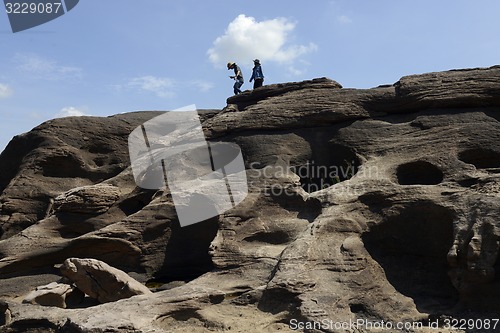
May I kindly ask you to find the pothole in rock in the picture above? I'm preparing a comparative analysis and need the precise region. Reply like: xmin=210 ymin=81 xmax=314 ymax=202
xmin=396 ymin=161 xmax=443 ymax=185
xmin=349 ymin=303 xmax=368 ymax=314
xmin=243 ymin=230 xmax=291 ymax=245
xmin=118 ymin=189 xmax=155 ymax=216
xmin=40 ymin=154 xmax=87 ymax=178
xmin=148 ymin=217 xmax=219 ymax=288
xmin=294 ymin=144 xmax=360 ymax=193
xmin=458 ymin=148 xmax=500 ymax=171
xmin=362 ymin=202 xmax=458 ymax=314
xmin=155 ymin=308 xmax=224 ymax=332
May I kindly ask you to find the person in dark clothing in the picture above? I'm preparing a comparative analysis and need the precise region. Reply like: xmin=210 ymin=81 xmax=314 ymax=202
xmin=227 ymin=62 xmax=244 ymax=95
xmin=249 ymin=59 xmax=264 ymax=89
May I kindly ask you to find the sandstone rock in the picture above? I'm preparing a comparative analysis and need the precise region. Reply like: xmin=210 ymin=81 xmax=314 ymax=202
xmin=393 ymin=66 xmax=500 ymax=110
xmin=53 ymin=184 xmax=121 ymax=214
xmin=0 ymin=112 xmax=165 ymax=239
xmin=22 ymin=282 xmax=84 ymax=308
xmin=205 ymin=66 xmax=500 ymax=138
xmin=60 ymin=258 xmax=152 ymax=303
xmin=0 ymin=66 xmax=499 ymax=332
xmin=226 ymin=77 xmax=343 ymax=110
xmin=0 ymin=300 xmax=11 ymax=326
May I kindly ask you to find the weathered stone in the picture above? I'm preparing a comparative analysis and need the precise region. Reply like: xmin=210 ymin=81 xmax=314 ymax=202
xmin=0 ymin=300 xmax=11 ymax=326
xmin=0 ymin=66 xmax=499 ymax=332
xmin=60 ymin=258 xmax=152 ymax=303
xmin=0 ymin=112 xmax=165 ymax=239
xmin=23 ymin=282 xmax=84 ymax=308
xmin=53 ymin=184 xmax=121 ymax=214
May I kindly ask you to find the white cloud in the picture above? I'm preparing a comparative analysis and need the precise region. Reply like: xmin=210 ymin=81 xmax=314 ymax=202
xmin=128 ymin=76 xmax=174 ymax=98
xmin=286 ymin=66 xmax=305 ymax=76
xmin=114 ymin=77 xmax=213 ymax=97
xmin=207 ymin=14 xmax=317 ymax=68
xmin=338 ymin=15 xmax=353 ymax=24
xmin=191 ymin=80 xmax=214 ymax=93
xmin=0 ymin=83 xmax=13 ymax=99
xmin=15 ymin=53 xmax=83 ymax=81
xmin=57 ymin=106 xmax=89 ymax=118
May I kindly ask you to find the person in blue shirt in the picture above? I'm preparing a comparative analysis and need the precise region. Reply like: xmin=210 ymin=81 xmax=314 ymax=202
xmin=227 ymin=62 xmax=244 ymax=95
xmin=249 ymin=59 xmax=264 ymax=89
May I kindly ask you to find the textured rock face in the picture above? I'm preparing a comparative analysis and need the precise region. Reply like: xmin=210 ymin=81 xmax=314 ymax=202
xmin=53 ymin=184 xmax=121 ymax=214
xmin=23 ymin=282 xmax=84 ymax=308
xmin=0 ymin=300 xmax=10 ymax=327
xmin=60 ymin=258 xmax=152 ymax=303
xmin=0 ymin=66 xmax=500 ymax=332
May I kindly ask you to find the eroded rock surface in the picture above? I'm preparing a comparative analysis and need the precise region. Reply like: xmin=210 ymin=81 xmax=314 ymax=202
xmin=0 ymin=67 xmax=499 ymax=332
xmin=23 ymin=282 xmax=84 ymax=309
xmin=60 ymin=258 xmax=152 ymax=303
xmin=0 ymin=301 xmax=10 ymax=327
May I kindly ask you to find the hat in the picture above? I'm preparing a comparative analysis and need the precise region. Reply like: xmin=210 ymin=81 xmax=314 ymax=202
xmin=227 ymin=62 xmax=235 ymax=69
xmin=253 ymin=59 xmax=260 ymax=64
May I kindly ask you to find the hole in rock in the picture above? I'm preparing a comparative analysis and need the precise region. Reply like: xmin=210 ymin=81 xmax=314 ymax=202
xmin=295 ymin=144 xmax=360 ymax=193
xmin=153 ymin=217 xmax=219 ymax=285
xmin=269 ymin=189 xmax=322 ymax=223
xmin=118 ymin=189 xmax=155 ymax=216
xmin=458 ymin=148 xmax=500 ymax=169
xmin=155 ymin=308 xmax=211 ymax=331
xmin=9 ymin=318 xmax=58 ymax=332
xmin=457 ymin=178 xmax=480 ymax=188
xmin=396 ymin=161 xmax=443 ymax=185
xmin=167 ymin=308 xmax=202 ymax=322
xmin=350 ymin=303 xmax=367 ymax=314
xmin=258 ymin=288 xmax=302 ymax=315
xmin=40 ymin=154 xmax=87 ymax=178
xmin=362 ymin=202 xmax=458 ymax=313
xmin=93 ymin=156 xmax=106 ymax=167
xmin=243 ymin=230 xmax=291 ymax=245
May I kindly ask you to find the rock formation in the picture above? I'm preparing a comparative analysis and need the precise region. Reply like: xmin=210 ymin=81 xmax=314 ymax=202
xmin=23 ymin=282 xmax=84 ymax=309
xmin=0 ymin=301 xmax=10 ymax=327
xmin=0 ymin=66 xmax=499 ymax=332
xmin=59 ymin=258 xmax=152 ymax=303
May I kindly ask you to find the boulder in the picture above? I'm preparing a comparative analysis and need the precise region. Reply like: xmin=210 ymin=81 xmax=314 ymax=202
xmin=60 ymin=258 xmax=152 ymax=303
xmin=23 ymin=282 xmax=84 ymax=308
xmin=53 ymin=184 xmax=121 ymax=214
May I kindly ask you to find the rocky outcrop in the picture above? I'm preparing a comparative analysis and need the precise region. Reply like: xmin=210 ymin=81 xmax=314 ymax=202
xmin=0 ymin=66 xmax=500 ymax=332
xmin=0 ymin=112 xmax=164 ymax=240
xmin=206 ymin=66 xmax=500 ymax=138
xmin=59 ymin=258 xmax=152 ymax=303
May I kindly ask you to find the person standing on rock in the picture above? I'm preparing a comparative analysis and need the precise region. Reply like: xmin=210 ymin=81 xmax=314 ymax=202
xmin=249 ymin=59 xmax=264 ymax=89
xmin=227 ymin=62 xmax=244 ymax=95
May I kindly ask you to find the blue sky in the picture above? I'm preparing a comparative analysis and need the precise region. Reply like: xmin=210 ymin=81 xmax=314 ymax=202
xmin=1 ymin=0 xmax=500 ymax=151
